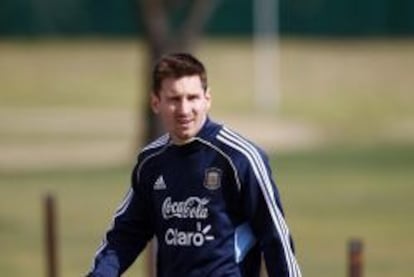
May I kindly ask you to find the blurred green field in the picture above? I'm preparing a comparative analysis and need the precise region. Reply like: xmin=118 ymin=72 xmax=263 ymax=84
xmin=0 ymin=39 xmax=413 ymax=276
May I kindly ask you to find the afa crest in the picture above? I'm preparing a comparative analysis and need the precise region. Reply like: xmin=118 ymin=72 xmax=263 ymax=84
xmin=203 ymin=168 xmax=222 ymax=190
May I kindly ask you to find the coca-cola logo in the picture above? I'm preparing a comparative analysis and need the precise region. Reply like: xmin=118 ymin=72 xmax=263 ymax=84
xmin=162 ymin=196 xmax=209 ymax=220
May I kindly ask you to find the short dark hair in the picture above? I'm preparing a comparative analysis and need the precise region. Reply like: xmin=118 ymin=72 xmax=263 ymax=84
xmin=152 ymin=53 xmax=208 ymax=95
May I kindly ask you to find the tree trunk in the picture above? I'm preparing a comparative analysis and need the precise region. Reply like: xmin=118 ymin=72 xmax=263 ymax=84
xmin=139 ymin=0 xmax=219 ymax=143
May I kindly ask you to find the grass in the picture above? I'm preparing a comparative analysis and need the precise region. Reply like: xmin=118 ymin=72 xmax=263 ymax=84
xmin=0 ymin=38 xmax=413 ymax=276
xmin=1 ymin=145 xmax=413 ymax=276
xmin=0 ymin=164 xmax=149 ymax=276
xmin=273 ymin=144 xmax=414 ymax=276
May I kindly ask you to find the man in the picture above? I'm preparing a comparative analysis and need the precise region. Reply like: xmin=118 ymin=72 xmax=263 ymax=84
xmin=88 ymin=53 xmax=301 ymax=276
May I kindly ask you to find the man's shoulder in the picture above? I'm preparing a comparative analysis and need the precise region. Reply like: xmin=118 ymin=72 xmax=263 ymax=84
xmin=137 ymin=134 xmax=170 ymax=160
xmin=214 ymin=125 xmax=268 ymax=164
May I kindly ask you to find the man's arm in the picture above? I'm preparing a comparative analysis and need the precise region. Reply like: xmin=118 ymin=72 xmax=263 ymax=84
xmin=88 ymin=164 xmax=154 ymax=276
xmin=242 ymin=150 xmax=301 ymax=277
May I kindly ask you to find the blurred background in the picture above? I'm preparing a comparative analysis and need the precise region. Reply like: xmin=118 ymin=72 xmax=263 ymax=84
xmin=1 ymin=0 xmax=413 ymax=276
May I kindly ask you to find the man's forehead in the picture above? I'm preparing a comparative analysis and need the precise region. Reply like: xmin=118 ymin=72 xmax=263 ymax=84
xmin=160 ymin=75 xmax=204 ymax=93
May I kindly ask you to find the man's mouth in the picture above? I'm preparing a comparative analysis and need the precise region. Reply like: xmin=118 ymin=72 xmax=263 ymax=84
xmin=177 ymin=118 xmax=192 ymax=125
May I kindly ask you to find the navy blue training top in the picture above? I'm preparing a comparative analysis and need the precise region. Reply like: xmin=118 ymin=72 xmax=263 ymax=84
xmin=89 ymin=118 xmax=301 ymax=277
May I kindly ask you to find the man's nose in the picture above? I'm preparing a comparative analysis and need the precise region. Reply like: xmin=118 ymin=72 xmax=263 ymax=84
xmin=178 ymin=99 xmax=190 ymax=114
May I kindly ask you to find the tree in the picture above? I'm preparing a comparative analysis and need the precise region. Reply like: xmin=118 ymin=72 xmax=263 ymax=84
xmin=138 ymin=0 xmax=220 ymax=143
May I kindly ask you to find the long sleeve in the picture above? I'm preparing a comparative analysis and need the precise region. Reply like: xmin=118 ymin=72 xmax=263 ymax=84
xmin=88 ymin=163 xmax=154 ymax=276
xmin=242 ymin=150 xmax=301 ymax=277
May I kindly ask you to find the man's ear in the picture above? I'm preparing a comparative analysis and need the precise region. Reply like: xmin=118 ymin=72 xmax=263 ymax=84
xmin=151 ymin=92 xmax=160 ymax=114
xmin=205 ymin=87 xmax=212 ymax=110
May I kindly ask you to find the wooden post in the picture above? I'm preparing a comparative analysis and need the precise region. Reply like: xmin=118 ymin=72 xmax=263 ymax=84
xmin=148 ymin=240 xmax=157 ymax=277
xmin=260 ymin=253 xmax=268 ymax=277
xmin=348 ymin=239 xmax=363 ymax=277
xmin=44 ymin=194 xmax=58 ymax=277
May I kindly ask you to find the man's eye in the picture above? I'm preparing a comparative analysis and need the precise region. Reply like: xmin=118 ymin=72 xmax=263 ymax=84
xmin=169 ymin=97 xmax=180 ymax=102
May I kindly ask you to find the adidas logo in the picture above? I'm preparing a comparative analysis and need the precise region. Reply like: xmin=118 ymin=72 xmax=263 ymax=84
xmin=153 ymin=175 xmax=167 ymax=190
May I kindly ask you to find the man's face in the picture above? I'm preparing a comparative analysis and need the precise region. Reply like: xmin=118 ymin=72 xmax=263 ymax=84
xmin=151 ymin=75 xmax=211 ymax=144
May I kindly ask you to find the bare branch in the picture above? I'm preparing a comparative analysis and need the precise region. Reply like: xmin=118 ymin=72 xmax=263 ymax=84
xmin=139 ymin=0 xmax=170 ymax=51
xmin=165 ymin=0 xmax=187 ymax=10
xmin=174 ymin=0 xmax=219 ymax=50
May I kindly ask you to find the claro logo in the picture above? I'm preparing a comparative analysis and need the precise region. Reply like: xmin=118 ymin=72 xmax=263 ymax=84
xmin=162 ymin=197 xmax=214 ymax=247
xmin=162 ymin=196 xmax=209 ymax=220
xmin=165 ymin=222 xmax=214 ymax=247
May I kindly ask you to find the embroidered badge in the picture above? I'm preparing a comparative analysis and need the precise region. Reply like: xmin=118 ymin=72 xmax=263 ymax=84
xmin=203 ymin=168 xmax=222 ymax=190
